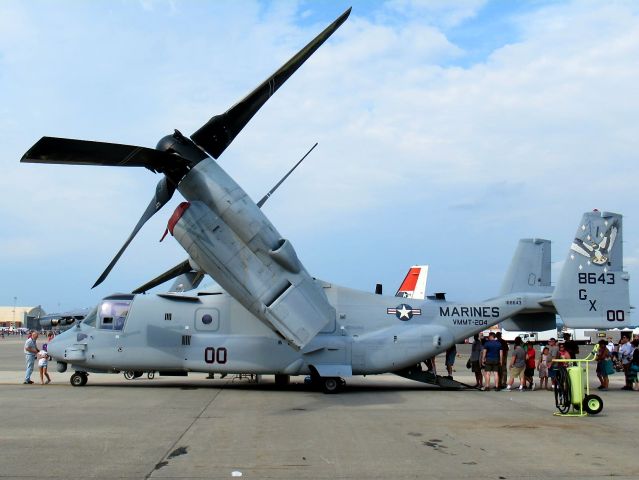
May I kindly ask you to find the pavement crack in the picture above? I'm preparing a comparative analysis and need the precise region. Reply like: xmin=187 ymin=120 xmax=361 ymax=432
xmin=144 ymin=387 xmax=225 ymax=479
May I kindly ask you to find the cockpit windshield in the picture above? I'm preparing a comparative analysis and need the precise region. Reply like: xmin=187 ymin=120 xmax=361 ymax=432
xmin=82 ymin=307 xmax=98 ymax=327
xmin=99 ymin=299 xmax=131 ymax=331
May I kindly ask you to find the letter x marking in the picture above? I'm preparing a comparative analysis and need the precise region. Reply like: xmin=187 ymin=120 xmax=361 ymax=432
xmin=588 ymin=299 xmax=597 ymax=312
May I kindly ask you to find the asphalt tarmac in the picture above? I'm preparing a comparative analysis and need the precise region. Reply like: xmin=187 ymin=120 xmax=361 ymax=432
xmin=1 ymin=337 xmax=636 ymax=479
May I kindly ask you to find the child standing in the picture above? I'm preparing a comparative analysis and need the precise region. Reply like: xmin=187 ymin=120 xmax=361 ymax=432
xmin=524 ymin=342 xmax=536 ymax=390
xmin=37 ymin=345 xmax=51 ymax=384
xmin=538 ymin=346 xmax=550 ymax=390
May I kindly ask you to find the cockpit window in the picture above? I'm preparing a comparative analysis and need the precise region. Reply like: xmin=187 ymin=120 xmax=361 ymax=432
xmin=82 ymin=307 xmax=97 ymax=327
xmin=99 ymin=300 xmax=131 ymax=331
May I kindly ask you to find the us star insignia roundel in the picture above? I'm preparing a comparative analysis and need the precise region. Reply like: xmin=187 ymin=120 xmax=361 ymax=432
xmin=387 ymin=304 xmax=422 ymax=321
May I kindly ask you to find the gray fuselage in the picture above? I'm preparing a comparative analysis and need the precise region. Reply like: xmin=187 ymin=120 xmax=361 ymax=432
xmin=47 ymin=282 xmax=539 ymax=378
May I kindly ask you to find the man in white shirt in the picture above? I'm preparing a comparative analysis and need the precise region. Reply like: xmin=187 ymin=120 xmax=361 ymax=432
xmin=23 ymin=331 xmax=39 ymax=384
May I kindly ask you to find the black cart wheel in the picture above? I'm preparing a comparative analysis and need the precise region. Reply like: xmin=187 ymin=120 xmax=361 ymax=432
xmin=583 ymin=394 xmax=603 ymax=415
xmin=70 ymin=372 xmax=87 ymax=387
xmin=554 ymin=368 xmax=571 ymax=414
xmin=322 ymin=377 xmax=341 ymax=394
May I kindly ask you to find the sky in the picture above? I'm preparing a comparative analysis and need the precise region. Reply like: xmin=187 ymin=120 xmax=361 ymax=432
xmin=0 ymin=0 xmax=637 ymax=320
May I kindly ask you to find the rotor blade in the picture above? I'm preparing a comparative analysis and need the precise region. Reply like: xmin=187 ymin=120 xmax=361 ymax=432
xmin=256 ymin=142 xmax=318 ymax=208
xmin=93 ymin=177 xmax=176 ymax=289
xmin=190 ymin=8 xmax=351 ymax=159
xmin=132 ymin=259 xmax=193 ymax=294
xmin=21 ymin=137 xmax=178 ymax=172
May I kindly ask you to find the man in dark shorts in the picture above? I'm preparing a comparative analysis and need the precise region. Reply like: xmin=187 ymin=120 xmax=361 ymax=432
xmin=481 ymin=332 xmax=503 ymax=391
xmin=496 ymin=331 xmax=509 ymax=388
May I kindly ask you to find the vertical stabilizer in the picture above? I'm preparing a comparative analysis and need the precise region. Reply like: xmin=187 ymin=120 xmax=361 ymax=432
xmin=553 ymin=211 xmax=630 ymax=328
xmin=500 ymin=239 xmax=554 ymax=331
xmin=500 ymin=238 xmax=552 ymax=295
xmin=396 ymin=265 xmax=429 ymax=300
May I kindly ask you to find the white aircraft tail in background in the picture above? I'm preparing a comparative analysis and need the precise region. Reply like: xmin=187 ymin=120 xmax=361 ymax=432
xmin=395 ymin=265 xmax=429 ymax=299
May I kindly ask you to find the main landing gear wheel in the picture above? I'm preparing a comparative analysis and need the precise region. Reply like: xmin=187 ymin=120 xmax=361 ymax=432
xmin=70 ymin=372 xmax=88 ymax=387
xmin=321 ymin=377 xmax=344 ymax=394
xmin=583 ymin=394 xmax=603 ymax=415
xmin=147 ymin=372 xmax=155 ymax=380
xmin=123 ymin=371 xmax=135 ymax=380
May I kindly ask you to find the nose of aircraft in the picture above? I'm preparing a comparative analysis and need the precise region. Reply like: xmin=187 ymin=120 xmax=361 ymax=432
xmin=46 ymin=336 xmax=65 ymax=360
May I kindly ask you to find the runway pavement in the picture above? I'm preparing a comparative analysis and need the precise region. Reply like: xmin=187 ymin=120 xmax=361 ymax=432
xmin=0 ymin=337 xmax=636 ymax=479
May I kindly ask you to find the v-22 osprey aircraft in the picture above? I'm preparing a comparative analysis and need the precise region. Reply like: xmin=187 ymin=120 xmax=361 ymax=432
xmin=22 ymin=8 xmax=631 ymax=392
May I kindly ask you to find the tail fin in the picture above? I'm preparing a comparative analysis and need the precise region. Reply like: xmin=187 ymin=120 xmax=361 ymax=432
xmin=552 ymin=210 xmax=630 ymax=328
xmin=500 ymin=239 xmax=555 ymax=331
xmin=500 ymin=238 xmax=552 ymax=295
xmin=396 ymin=265 xmax=429 ymax=299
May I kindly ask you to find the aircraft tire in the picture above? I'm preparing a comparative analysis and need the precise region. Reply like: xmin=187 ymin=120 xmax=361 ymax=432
xmin=70 ymin=372 xmax=87 ymax=387
xmin=321 ymin=377 xmax=341 ymax=394
xmin=123 ymin=371 xmax=135 ymax=380
xmin=583 ymin=394 xmax=603 ymax=415
xmin=133 ymin=371 xmax=144 ymax=379
xmin=147 ymin=372 xmax=155 ymax=380
xmin=274 ymin=374 xmax=290 ymax=386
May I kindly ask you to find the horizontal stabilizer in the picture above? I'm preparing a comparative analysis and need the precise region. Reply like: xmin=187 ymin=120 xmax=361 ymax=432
xmin=502 ymin=312 xmax=556 ymax=332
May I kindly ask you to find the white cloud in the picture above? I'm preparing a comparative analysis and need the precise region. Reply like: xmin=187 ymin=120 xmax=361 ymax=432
xmin=0 ymin=0 xmax=637 ymax=310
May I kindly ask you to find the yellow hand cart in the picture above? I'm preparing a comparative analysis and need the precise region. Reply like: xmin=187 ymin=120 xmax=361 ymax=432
xmin=552 ymin=345 xmax=603 ymax=417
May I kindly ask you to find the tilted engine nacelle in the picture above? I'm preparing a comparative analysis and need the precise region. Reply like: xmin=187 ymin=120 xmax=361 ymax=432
xmin=168 ymin=157 xmax=335 ymax=349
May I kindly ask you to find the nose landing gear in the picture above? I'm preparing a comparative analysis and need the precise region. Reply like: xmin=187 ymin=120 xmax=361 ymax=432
xmin=70 ymin=371 xmax=88 ymax=387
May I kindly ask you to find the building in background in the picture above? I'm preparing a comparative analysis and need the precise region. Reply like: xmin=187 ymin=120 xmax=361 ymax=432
xmin=0 ymin=306 xmax=45 ymax=329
